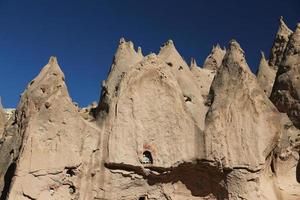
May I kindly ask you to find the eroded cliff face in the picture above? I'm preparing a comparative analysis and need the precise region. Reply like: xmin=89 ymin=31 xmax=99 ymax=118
xmin=257 ymin=17 xmax=293 ymax=97
xmin=0 ymin=101 xmax=6 ymax=138
xmin=0 ymin=19 xmax=299 ymax=200
xmin=271 ymin=23 xmax=300 ymax=129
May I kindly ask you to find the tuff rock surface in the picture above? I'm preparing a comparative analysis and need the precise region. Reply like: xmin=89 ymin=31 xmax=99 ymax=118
xmin=271 ymin=23 xmax=300 ymax=129
xmin=257 ymin=17 xmax=293 ymax=96
xmin=0 ymin=19 xmax=299 ymax=200
xmin=0 ymin=100 xmax=6 ymax=138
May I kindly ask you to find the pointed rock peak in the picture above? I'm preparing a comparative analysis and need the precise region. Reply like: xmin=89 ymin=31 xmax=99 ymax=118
xmin=117 ymin=37 xmax=135 ymax=50
xmin=42 ymin=56 xmax=64 ymax=76
xmin=260 ymin=51 xmax=266 ymax=60
xmin=27 ymin=56 xmax=65 ymax=92
xmin=295 ymin=23 xmax=300 ymax=33
xmin=165 ymin=39 xmax=174 ymax=46
xmin=160 ymin=39 xmax=176 ymax=51
xmin=137 ymin=46 xmax=143 ymax=55
xmin=213 ymin=44 xmax=221 ymax=51
xmin=213 ymin=43 xmax=226 ymax=54
xmin=258 ymin=51 xmax=271 ymax=70
xmin=119 ymin=37 xmax=126 ymax=44
xmin=203 ymin=44 xmax=226 ymax=70
xmin=49 ymin=56 xmax=57 ymax=64
xmin=0 ymin=97 xmax=3 ymax=109
xmin=278 ymin=16 xmax=293 ymax=35
xmin=228 ymin=39 xmax=244 ymax=53
xmin=223 ymin=40 xmax=252 ymax=73
xmin=227 ymin=40 xmax=246 ymax=59
xmin=190 ymin=57 xmax=198 ymax=69
xmin=111 ymin=37 xmax=143 ymax=69
xmin=158 ymin=39 xmax=188 ymax=68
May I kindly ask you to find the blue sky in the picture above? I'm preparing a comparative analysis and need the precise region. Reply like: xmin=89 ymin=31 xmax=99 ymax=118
xmin=0 ymin=0 xmax=299 ymax=108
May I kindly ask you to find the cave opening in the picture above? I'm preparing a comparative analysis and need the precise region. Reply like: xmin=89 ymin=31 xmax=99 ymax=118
xmin=66 ymin=168 xmax=76 ymax=177
xmin=138 ymin=196 xmax=146 ymax=200
xmin=141 ymin=151 xmax=153 ymax=164
xmin=0 ymin=162 xmax=16 ymax=200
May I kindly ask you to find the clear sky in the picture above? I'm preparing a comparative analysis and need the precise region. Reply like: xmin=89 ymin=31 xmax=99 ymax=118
xmin=0 ymin=0 xmax=299 ymax=108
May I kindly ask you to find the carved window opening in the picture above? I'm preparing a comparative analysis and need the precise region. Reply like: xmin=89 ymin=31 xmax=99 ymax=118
xmin=141 ymin=151 xmax=153 ymax=164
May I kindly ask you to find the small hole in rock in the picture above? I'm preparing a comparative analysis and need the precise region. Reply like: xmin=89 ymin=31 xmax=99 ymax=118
xmin=184 ymin=95 xmax=192 ymax=102
xmin=141 ymin=151 xmax=153 ymax=164
xmin=66 ymin=168 xmax=76 ymax=177
xmin=178 ymin=66 xmax=183 ymax=70
xmin=138 ymin=196 xmax=146 ymax=200
xmin=45 ymin=102 xmax=51 ymax=109
xmin=49 ymin=187 xmax=54 ymax=196
xmin=69 ymin=185 xmax=76 ymax=194
xmin=166 ymin=62 xmax=173 ymax=67
xmin=41 ymin=87 xmax=46 ymax=93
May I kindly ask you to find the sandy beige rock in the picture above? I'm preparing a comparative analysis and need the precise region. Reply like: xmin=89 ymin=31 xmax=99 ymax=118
xmin=92 ymin=40 xmax=227 ymax=199
xmin=0 ymin=99 xmax=6 ymax=137
xmin=0 ymin=23 xmax=300 ymax=199
xmin=190 ymin=58 xmax=216 ymax=99
xmin=256 ymin=52 xmax=277 ymax=96
xmin=203 ymin=44 xmax=226 ymax=71
xmin=204 ymin=40 xmax=284 ymax=199
xmin=2 ymin=57 xmax=101 ymax=200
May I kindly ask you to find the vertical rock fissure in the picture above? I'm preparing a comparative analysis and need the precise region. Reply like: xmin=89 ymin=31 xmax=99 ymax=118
xmin=297 ymin=156 xmax=300 ymax=183
xmin=0 ymin=162 xmax=16 ymax=200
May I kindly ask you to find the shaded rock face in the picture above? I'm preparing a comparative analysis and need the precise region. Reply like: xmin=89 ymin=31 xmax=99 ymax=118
xmin=269 ymin=17 xmax=293 ymax=67
xmin=271 ymin=24 xmax=300 ymax=129
xmin=0 ymin=20 xmax=300 ymax=200
xmin=0 ymin=101 xmax=6 ymax=138
xmin=257 ymin=17 xmax=293 ymax=96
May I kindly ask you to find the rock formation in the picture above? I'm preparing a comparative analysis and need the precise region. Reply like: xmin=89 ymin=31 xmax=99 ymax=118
xmin=270 ymin=23 xmax=300 ymax=129
xmin=203 ymin=44 xmax=226 ymax=71
xmin=257 ymin=17 xmax=293 ymax=96
xmin=0 ymin=19 xmax=299 ymax=200
xmin=256 ymin=51 xmax=277 ymax=97
xmin=0 ymin=99 xmax=6 ymax=138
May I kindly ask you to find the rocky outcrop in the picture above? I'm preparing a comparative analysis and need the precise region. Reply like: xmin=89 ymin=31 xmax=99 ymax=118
xmin=0 ymin=99 xmax=6 ymax=137
xmin=203 ymin=44 xmax=226 ymax=71
xmin=0 ymin=19 xmax=299 ymax=200
xmin=256 ymin=52 xmax=277 ymax=96
xmin=190 ymin=58 xmax=216 ymax=99
xmin=271 ymin=23 xmax=300 ymax=129
xmin=96 ymin=38 xmax=143 ymax=119
xmin=204 ymin=40 xmax=286 ymax=199
xmin=1 ymin=57 xmax=101 ymax=200
xmin=269 ymin=16 xmax=293 ymax=67
xmin=257 ymin=17 xmax=293 ymax=96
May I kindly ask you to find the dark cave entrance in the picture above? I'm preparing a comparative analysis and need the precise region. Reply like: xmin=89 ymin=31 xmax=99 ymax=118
xmin=138 ymin=196 xmax=146 ymax=200
xmin=0 ymin=162 xmax=16 ymax=200
xmin=141 ymin=151 xmax=153 ymax=164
